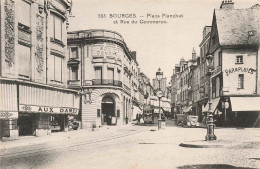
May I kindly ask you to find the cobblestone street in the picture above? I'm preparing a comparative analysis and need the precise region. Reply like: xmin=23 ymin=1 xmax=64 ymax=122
xmin=1 ymin=120 xmax=260 ymax=169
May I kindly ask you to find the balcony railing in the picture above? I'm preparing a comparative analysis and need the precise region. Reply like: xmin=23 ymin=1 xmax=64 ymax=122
xmin=92 ymin=79 xmax=122 ymax=87
xmin=67 ymin=80 xmax=81 ymax=86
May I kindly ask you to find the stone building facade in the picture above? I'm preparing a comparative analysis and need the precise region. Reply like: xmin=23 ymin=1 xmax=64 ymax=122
xmin=0 ymin=0 xmax=80 ymax=141
xmin=67 ymin=29 xmax=140 ymax=129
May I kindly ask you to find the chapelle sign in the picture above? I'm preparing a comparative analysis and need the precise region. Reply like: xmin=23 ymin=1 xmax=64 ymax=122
xmin=19 ymin=105 xmax=79 ymax=115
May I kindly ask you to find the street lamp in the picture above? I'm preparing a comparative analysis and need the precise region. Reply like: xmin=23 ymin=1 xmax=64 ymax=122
xmin=205 ymin=55 xmax=217 ymax=141
xmin=156 ymin=68 xmax=165 ymax=130
xmin=156 ymin=68 xmax=163 ymax=120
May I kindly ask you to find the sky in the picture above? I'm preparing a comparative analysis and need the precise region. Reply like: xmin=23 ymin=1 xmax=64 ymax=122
xmin=68 ymin=0 xmax=259 ymax=83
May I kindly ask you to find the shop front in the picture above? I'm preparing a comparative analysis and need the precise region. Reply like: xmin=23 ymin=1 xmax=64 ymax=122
xmin=227 ymin=97 xmax=260 ymax=127
xmin=0 ymin=82 xmax=19 ymax=141
xmin=18 ymin=84 xmax=80 ymax=136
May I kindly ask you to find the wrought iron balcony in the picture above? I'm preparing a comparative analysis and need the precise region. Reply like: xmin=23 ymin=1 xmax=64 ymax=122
xmin=92 ymin=79 xmax=122 ymax=87
xmin=67 ymin=80 xmax=81 ymax=86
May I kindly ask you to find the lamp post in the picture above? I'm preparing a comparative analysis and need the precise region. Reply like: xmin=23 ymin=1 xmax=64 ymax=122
xmin=156 ymin=68 xmax=164 ymax=129
xmin=205 ymin=55 xmax=217 ymax=141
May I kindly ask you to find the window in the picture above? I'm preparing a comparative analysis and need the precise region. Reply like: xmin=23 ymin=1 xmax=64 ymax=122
xmin=236 ymin=55 xmax=243 ymax=64
xmin=17 ymin=0 xmax=31 ymax=27
xmin=49 ymin=55 xmax=63 ymax=83
xmin=70 ymin=47 xmax=78 ymax=58
xmin=95 ymin=67 xmax=102 ymax=80
xmin=17 ymin=1 xmax=31 ymax=79
xmin=107 ymin=68 xmax=114 ymax=81
xmin=50 ymin=13 xmax=63 ymax=42
xmin=238 ymin=74 xmax=244 ymax=89
xmin=18 ymin=44 xmax=31 ymax=78
xmin=71 ymin=67 xmax=78 ymax=80
xmin=218 ymin=51 xmax=222 ymax=66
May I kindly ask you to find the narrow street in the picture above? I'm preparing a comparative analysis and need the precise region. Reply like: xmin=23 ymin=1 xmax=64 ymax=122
xmin=1 ymin=120 xmax=260 ymax=169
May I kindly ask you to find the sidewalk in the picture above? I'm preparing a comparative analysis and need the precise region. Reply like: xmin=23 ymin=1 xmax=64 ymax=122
xmin=179 ymin=127 xmax=260 ymax=148
xmin=0 ymin=123 xmax=145 ymax=157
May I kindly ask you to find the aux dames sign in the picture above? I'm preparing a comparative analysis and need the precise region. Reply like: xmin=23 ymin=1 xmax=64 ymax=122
xmin=19 ymin=105 xmax=79 ymax=115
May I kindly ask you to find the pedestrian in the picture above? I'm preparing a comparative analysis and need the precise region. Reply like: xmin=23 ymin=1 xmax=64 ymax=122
xmin=137 ymin=113 xmax=141 ymax=123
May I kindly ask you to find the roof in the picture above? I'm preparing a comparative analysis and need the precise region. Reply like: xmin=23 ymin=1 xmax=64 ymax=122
xmin=215 ymin=6 xmax=259 ymax=46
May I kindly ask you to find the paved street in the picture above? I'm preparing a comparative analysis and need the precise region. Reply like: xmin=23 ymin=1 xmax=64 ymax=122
xmin=0 ymin=120 xmax=260 ymax=169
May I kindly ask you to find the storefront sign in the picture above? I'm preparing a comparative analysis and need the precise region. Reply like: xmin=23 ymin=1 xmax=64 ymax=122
xmin=224 ymin=67 xmax=256 ymax=76
xmin=0 ymin=111 xmax=18 ymax=119
xmin=19 ymin=105 xmax=79 ymax=115
xmin=212 ymin=66 xmax=221 ymax=77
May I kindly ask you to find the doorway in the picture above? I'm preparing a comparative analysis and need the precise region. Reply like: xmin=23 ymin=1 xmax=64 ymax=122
xmin=101 ymin=96 xmax=115 ymax=125
xmin=18 ymin=113 xmax=35 ymax=136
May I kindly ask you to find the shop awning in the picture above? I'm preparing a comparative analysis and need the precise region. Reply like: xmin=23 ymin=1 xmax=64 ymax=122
xmin=154 ymin=108 xmax=164 ymax=113
xmin=133 ymin=105 xmax=143 ymax=119
xmin=183 ymin=106 xmax=192 ymax=113
xmin=230 ymin=97 xmax=260 ymax=111
xmin=202 ymin=97 xmax=220 ymax=112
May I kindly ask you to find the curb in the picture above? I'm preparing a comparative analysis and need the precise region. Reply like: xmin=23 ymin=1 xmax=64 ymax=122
xmin=179 ymin=142 xmax=225 ymax=148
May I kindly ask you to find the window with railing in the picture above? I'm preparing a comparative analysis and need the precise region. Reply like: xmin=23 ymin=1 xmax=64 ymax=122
xmin=71 ymin=67 xmax=78 ymax=81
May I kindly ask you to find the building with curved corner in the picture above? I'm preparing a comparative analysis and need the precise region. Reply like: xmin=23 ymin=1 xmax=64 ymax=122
xmin=67 ymin=29 xmax=140 ymax=129
xmin=0 ymin=0 xmax=80 ymax=141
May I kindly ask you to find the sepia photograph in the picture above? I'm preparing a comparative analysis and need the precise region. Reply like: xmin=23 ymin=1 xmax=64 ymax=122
xmin=0 ymin=0 xmax=260 ymax=168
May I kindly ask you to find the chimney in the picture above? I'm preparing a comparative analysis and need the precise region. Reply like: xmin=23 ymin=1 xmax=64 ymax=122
xmin=220 ymin=0 xmax=234 ymax=10
xmin=192 ymin=48 xmax=196 ymax=60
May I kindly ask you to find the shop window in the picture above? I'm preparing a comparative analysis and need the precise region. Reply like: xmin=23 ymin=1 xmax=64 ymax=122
xmin=216 ymin=76 xmax=220 ymax=97
xmin=70 ymin=47 xmax=78 ymax=58
xmin=50 ymin=13 xmax=63 ymax=42
xmin=238 ymin=74 xmax=244 ymax=89
xmin=49 ymin=54 xmax=63 ymax=83
xmin=236 ymin=55 xmax=243 ymax=64
xmin=18 ymin=44 xmax=31 ymax=78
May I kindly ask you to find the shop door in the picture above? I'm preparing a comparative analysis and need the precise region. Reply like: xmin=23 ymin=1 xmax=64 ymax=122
xmin=18 ymin=114 xmax=34 ymax=136
xmin=101 ymin=96 xmax=115 ymax=125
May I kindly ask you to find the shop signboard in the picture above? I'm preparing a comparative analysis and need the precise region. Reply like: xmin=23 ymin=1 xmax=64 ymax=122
xmin=19 ymin=104 xmax=79 ymax=115
xmin=0 ymin=111 xmax=18 ymax=119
